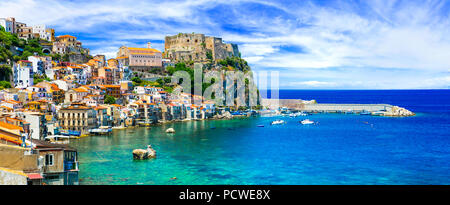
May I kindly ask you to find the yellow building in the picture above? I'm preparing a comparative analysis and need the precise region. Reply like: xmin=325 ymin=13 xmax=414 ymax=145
xmin=56 ymin=35 xmax=77 ymax=47
xmin=116 ymin=43 xmax=162 ymax=74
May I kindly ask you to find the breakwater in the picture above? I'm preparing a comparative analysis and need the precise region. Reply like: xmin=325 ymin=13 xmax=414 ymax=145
xmin=261 ymin=99 xmax=414 ymax=116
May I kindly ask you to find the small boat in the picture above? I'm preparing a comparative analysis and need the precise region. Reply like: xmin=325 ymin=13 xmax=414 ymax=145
xmin=257 ymin=125 xmax=265 ymax=127
xmin=89 ymin=126 xmax=112 ymax=135
xmin=210 ymin=127 xmax=216 ymax=129
xmin=300 ymin=119 xmax=314 ymax=125
xmin=360 ymin=111 xmax=371 ymax=115
xmin=271 ymin=120 xmax=285 ymax=125
xmin=345 ymin=110 xmax=354 ymax=114
xmin=112 ymin=126 xmax=126 ymax=130
xmin=298 ymin=112 xmax=308 ymax=116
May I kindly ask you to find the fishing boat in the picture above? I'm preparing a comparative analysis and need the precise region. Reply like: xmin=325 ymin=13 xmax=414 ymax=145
xmin=271 ymin=120 xmax=285 ymax=125
xmin=300 ymin=119 xmax=314 ymax=125
xmin=257 ymin=125 xmax=265 ymax=127
xmin=89 ymin=126 xmax=112 ymax=135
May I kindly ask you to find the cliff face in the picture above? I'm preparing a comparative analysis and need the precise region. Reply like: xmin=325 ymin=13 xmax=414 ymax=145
xmin=164 ymin=33 xmax=239 ymax=63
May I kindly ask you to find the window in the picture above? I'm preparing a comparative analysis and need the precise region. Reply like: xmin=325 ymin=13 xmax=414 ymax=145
xmin=45 ymin=154 xmax=54 ymax=166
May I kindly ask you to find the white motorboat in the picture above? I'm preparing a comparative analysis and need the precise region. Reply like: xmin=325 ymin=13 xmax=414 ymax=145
xmin=89 ymin=126 xmax=112 ymax=135
xmin=300 ymin=119 xmax=314 ymax=125
xmin=271 ymin=120 xmax=285 ymax=125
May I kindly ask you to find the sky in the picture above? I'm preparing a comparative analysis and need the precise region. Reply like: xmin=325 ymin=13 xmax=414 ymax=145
xmin=1 ymin=0 xmax=450 ymax=89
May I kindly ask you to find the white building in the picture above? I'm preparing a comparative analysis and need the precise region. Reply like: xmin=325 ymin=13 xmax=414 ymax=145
xmin=28 ymin=56 xmax=53 ymax=76
xmin=17 ymin=112 xmax=47 ymax=140
xmin=27 ymin=56 xmax=44 ymax=74
xmin=13 ymin=60 xmax=34 ymax=88
xmin=32 ymin=24 xmax=52 ymax=41
xmin=0 ymin=17 xmax=17 ymax=33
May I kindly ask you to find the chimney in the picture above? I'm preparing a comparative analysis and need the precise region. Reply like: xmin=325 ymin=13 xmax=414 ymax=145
xmin=147 ymin=42 xmax=151 ymax=48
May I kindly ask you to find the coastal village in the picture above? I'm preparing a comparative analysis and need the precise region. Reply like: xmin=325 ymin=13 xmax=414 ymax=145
xmin=0 ymin=17 xmax=415 ymax=185
xmin=0 ymin=17 xmax=255 ymax=185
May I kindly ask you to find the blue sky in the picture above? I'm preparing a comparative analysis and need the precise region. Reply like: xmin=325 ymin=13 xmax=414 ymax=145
xmin=1 ymin=0 xmax=450 ymax=89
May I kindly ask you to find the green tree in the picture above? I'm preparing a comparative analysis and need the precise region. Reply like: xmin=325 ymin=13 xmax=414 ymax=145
xmin=131 ymin=76 xmax=142 ymax=84
xmin=206 ymin=51 xmax=213 ymax=60
xmin=0 ymin=80 xmax=12 ymax=89
xmin=0 ymin=65 xmax=12 ymax=81
xmin=104 ymin=95 xmax=116 ymax=104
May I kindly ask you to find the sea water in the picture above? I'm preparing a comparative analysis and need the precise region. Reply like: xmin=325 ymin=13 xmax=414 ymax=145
xmin=70 ymin=90 xmax=450 ymax=184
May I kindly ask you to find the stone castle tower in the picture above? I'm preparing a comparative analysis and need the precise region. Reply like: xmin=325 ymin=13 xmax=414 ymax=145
xmin=164 ymin=33 xmax=239 ymax=63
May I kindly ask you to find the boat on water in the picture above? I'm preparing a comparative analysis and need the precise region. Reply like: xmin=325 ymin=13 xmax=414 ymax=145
xmin=89 ymin=126 xmax=112 ymax=135
xmin=345 ymin=110 xmax=354 ymax=114
xmin=271 ymin=120 xmax=285 ymax=125
xmin=300 ymin=119 xmax=315 ymax=125
xmin=257 ymin=125 xmax=265 ymax=127
xmin=112 ymin=126 xmax=126 ymax=130
xmin=360 ymin=110 xmax=371 ymax=115
xmin=289 ymin=112 xmax=308 ymax=117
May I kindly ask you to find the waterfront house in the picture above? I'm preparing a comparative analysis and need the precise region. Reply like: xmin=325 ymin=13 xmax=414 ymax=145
xmin=58 ymin=104 xmax=97 ymax=135
xmin=33 ymin=140 xmax=79 ymax=185
xmin=94 ymin=106 xmax=110 ymax=127
xmin=0 ymin=144 xmax=43 ymax=185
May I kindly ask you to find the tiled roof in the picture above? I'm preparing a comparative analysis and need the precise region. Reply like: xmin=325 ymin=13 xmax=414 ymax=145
xmin=127 ymin=47 xmax=161 ymax=53
xmin=57 ymin=35 xmax=76 ymax=39
xmin=0 ymin=121 xmax=24 ymax=132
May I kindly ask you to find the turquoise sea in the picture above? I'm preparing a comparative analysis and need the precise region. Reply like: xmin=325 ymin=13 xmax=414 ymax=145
xmin=70 ymin=90 xmax=450 ymax=185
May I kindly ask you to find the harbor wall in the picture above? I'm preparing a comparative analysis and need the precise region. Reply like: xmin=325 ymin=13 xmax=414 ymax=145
xmin=302 ymin=104 xmax=392 ymax=112
xmin=261 ymin=99 xmax=393 ymax=112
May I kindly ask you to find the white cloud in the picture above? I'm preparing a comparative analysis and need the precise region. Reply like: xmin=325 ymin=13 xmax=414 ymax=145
xmin=2 ymin=0 xmax=450 ymax=89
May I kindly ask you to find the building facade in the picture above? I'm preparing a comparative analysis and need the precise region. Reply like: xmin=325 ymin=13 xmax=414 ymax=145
xmin=164 ymin=33 xmax=239 ymax=63
xmin=116 ymin=43 xmax=162 ymax=75
xmin=58 ymin=105 xmax=97 ymax=135
xmin=13 ymin=60 xmax=34 ymax=89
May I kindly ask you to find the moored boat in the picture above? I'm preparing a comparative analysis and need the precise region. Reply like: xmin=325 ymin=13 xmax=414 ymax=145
xmin=360 ymin=110 xmax=371 ymax=115
xmin=89 ymin=126 xmax=112 ymax=135
xmin=300 ymin=119 xmax=314 ymax=125
xmin=271 ymin=120 xmax=285 ymax=125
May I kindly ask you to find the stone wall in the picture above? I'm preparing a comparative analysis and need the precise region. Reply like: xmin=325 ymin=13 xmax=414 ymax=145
xmin=164 ymin=33 xmax=239 ymax=63
xmin=0 ymin=168 xmax=27 ymax=185
xmin=69 ymin=53 xmax=89 ymax=64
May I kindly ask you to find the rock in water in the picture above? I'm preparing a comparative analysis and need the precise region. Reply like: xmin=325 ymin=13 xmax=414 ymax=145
xmin=384 ymin=106 xmax=415 ymax=117
xmin=166 ymin=128 xmax=175 ymax=133
xmin=132 ymin=145 xmax=156 ymax=159
xmin=223 ymin=111 xmax=233 ymax=119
